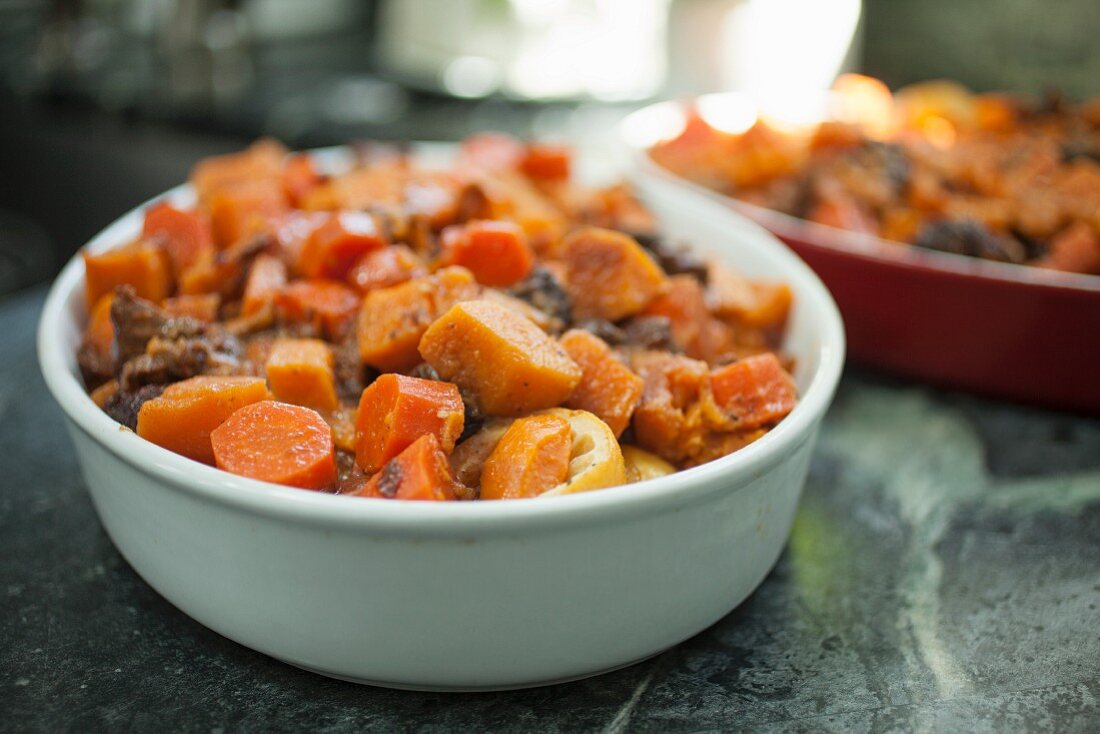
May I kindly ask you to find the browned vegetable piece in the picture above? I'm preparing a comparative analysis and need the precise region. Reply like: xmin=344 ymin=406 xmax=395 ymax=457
xmin=559 ymin=330 xmax=643 ymax=438
xmin=357 ymin=266 xmax=479 ymax=372
xmin=419 ymin=299 xmax=581 ymax=416
xmin=561 ymin=227 xmax=667 ymax=321
xmin=629 ymin=352 xmax=711 ymax=465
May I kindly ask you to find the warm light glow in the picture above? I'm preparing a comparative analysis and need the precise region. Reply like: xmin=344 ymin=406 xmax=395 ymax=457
xmin=621 ymin=102 xmax=688 ymax=149
xmin=921 ymin=115 xmax=957 ymax=149
xmin=697 ymin=93 xmax=758 ymax=136
xmin=719 ymin=0 xmax=861 ymax=130
xmin=830 ymin=73 xmax=895 ymax=139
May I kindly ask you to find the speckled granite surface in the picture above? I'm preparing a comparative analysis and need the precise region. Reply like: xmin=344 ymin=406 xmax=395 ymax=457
xmin=3 ymin=285 xmax=1099 ymax=732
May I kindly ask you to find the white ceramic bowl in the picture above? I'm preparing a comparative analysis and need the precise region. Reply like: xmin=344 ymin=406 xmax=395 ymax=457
xmin=37 ymin=146 xmax=844 ymax=691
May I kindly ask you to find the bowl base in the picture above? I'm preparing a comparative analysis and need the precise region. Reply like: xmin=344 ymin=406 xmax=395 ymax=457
xmin=281 ymin=650 xmax=665 ymax=692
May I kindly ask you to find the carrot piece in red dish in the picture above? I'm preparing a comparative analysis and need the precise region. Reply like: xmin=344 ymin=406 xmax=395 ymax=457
xmin=519 ymin=144 xmax=571 ymax=182
xmin=142 ymin=202 xmax=215 ymax=276
xmin=298 ymin=212 xmax=388 ymax=280
xmin=347 ymin=244 xmax=426 ymax=293
xmin=439 ymin=220 xmax=534 ymax=287
xmin=276 ymin=279 xmax=360 ymax=340
xmin=83 ymin=241 xmax=172 ymax=310
xmin=211 ymin=401 xmax=337 ymax=490
xmin=355 ymin=373 xmax=464 ymax=474
xmin=353 ymin=434 xmax=457 ymax=501
xmin=136 ymin=376 xmax=273 ymax=465
xmin=709 ymin=353 xmax=797 ymax=430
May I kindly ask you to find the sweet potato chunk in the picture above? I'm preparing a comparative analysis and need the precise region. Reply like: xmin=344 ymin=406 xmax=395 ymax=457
xmin=709 ymin=353 xmax=797 ymax=429
xmin=136 ymin=376 xmax=272 ymax=464
xmin=480 ymin=413 xmax=572 ymax=500
xmin=354 ymin=434 xmax=457 ymax=501
xmin=84 ymin=241 xmax=172 ymax=310
xmin=559 ymin=330 xmax=643 ymax=438
xmin=211 ymin=401 xmax=336 ymax=490
xmin=281 ymin=153 xmax=323 ymax=208
xmin=562 ymin=227 xmax=667 ymax=321
xmin=355 ymin=373 xmax=464 ymax=474
xmin=357 ymin=267 xmax=478 ymax=371
xmin=265 ymin=338 xmax=338 ymax=411
xmin=630 ymin=352 xmax=711 ymax=465
xmin=419 ymin=299 xmax=581 ymax=416
xmin=190 ymin=138 xmax=286 ymax=203
xmin=207 ymin=179 xmax=287 ymax=248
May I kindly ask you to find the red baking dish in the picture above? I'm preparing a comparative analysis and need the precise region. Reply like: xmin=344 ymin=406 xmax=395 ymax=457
xmin=623 ymin=100 xmax=1100 ymax=413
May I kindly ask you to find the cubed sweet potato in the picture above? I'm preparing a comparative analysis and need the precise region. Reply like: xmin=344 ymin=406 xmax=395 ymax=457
xmin=242 ymin=254 xmax=288 ymax=316
xmin=709 ymin=353 xmax=797 ymax=429
xmin=84 ymin=241 xmax=172 ymax=310
xmin=190 ymin=138 xmax=286 ymax=203
xmin=357 ymin=266 xmax=479 ymax=372
xmin=559 ymin=330 xmax=643 ymax=438
xmin=161 ymin=293 xmax=220 ymax=323
xmin=562 ymin=227 xmax=667 ymax=321
xmin=207 ymin=179 xmax=287 ymax=248
xmin=419 ymin=299 xmax=581 ymax=416
xmin=142 ymin=202 xmax=215 ymax=276
xmin=265 ymin=338 xmax=338 ymax=411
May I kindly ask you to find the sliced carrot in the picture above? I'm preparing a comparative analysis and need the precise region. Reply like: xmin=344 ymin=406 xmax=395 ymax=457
xmin=207 ymin=179 xmax=287 ymax=248
xmin=242 ymin=254 xmax=288 ymax=315
xmin=357 ymin=266 xmax=479 ymax=371
xmin=282 ymin=153 xmax=323 ymax=207
xmin=709 ymin=353 xmax=797 ymax=429
xmin=419 ymin=299 xmax=581 ymax=416
xmin=161 ymin=293 xmax=220 ymax=322
xmin=297 ymin=212 xmax=388 ymax=279
xmin=136 ymin=376 xmax=272 ymax=464
xmin=276 ymin=279 xmax=360 ymax=340
xmin=142 ymin=202 xmax=215 ymax=276
xmin=562 ymin=227 xmax=667 ymax=321
xmin=83 ymin=241 xmax=172 ymax=310
xmin=479 ymin=413 xmax=572 ymax=500
xmin=439 ymin=220 xmax=534 ymax=287
xmin=559 ymin=330 xmax=643 ymax=438
xmin=354 ymin=373 xmax=465 ymax=474
xmin=211 ymin=401 xmax=336 ymax=490
xmin=354 ymin=434 xmax=457 ymax=501
xmin=265 ymin=338 xmax=338 ymax=411
xmin=190 ymin=138 xmax=286 ymax=203
xmin=347 ymin=244 xmax=426 ymax=293
xmin=519 ymin=144 xmax=571 ymax=181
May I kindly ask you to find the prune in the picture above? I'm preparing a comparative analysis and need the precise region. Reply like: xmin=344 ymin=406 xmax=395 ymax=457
xmin=506 ymin=266 xmax=572 ymax=326
xmin=630 ymin=233 xmax=709 ymax=281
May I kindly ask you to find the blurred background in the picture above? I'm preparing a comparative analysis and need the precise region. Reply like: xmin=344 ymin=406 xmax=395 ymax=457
xmin=1 ymin=0 xmax=1098 ymax=295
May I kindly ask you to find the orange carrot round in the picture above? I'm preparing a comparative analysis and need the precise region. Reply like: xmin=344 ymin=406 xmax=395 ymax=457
xmin=440 ymin=220 xmax=534 ymax=287
xmin=298 ymin=212 xmax=387 ymax=279
xmin=347 ymin=245 xmax=426 ymax=293
xmin=211 ymin=401 xmax=337 ymax=490
xmin=354 ymin=434 xmax=457 ymax=501
xmin=142 ymin=202 xmax=214 ymax=275
xmin=480 ymin=413 xmax=573 ymax=500
xmin=355 ymin=373 xmax=464 ymax=474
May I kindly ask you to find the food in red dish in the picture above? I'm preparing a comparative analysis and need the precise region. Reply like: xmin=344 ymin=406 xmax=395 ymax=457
xmin=650 ymin=76 xmax=1100 ymax=275
xmin=77 ymin=136 xmax=798 ymax=500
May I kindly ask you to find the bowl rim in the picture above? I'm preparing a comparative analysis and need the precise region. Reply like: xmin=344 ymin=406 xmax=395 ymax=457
xmin=37 ymin=144 xmax=845 ymax=534
xmin=623 ymin=95 xmax=1100 ymax=296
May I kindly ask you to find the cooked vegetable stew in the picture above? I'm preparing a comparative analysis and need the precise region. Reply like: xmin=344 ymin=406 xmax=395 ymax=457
xmin=79 ymin=135 xmax=797 ymax=500
xmin=651 ymin=78 xmax=1100 ymax=275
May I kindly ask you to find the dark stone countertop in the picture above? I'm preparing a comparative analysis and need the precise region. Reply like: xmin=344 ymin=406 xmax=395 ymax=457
xmin=2 ymin=285 xmax=1099 ymax=732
